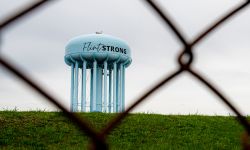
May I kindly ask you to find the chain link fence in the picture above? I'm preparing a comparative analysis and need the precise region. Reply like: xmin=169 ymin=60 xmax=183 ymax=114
xmin=0 ymin=0 xmax=250 ymax=149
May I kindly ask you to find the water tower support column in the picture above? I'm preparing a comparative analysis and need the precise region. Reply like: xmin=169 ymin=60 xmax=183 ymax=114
xmin=109 ymin=68 xmax=112 ymax=113
xmin=119 ymin=64 xmax=123 ymax=112
xmin=117 ymin=65 xmax=121 ymax=112
xmin=113 ymin=62 xmax=117 ymax=112
xmin=96 ymin=66 xmax=103 ymax=112
xmin=81 ymin=60 xmax=87 ymax=112
xmin=121 ymin=65 xmax=125 ymax=111
xmin=91 ymin=61 xmax=97 ymax=111
xmin=70 ymin=63 xmax=75 ymax=112
xmin=103 ymin=61 xmax=108 ymax=112
xmin=73 ymin=62 xmax=79 ymax=112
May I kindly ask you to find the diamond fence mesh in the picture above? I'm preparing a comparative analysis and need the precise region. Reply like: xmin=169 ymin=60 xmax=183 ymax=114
xmin=0 ymin=0 xmax=250 ymax=149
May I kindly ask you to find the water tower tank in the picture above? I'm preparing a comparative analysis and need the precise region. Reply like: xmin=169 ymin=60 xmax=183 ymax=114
xmin=65 ymin=33 xmax=132 ymax=112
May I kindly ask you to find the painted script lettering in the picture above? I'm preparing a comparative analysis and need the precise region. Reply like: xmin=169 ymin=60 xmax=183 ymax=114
xmin=82 ymin=42 xmax=127 ymax=54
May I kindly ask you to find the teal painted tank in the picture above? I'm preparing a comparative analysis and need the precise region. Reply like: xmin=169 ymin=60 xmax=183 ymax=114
xmin=65 ymin=33 xmax=132 ymax=68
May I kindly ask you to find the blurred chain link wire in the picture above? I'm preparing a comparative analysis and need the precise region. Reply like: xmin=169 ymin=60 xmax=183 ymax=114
xmin=0 ymin=0 xmax=250 ymax=149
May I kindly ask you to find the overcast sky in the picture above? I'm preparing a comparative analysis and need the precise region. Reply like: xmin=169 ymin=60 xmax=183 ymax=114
xmin=1 ymin=0 xmax=250 ymax=115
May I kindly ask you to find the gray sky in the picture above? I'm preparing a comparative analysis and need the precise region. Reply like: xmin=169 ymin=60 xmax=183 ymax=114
xmin=1 ymin=0 xmax=250 ymax=115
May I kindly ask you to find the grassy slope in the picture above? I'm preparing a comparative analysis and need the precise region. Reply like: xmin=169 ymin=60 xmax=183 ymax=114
xmin=0 ymin=111 xmax=248 ymax=149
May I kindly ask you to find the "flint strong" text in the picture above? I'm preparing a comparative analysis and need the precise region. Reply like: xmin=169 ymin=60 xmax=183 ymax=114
xmin=82 ymin=42 xmax=127 ymax=54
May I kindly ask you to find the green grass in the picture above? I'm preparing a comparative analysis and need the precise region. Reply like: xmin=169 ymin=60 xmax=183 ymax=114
xmin=0 ymin=111 xmax=248 ymax=149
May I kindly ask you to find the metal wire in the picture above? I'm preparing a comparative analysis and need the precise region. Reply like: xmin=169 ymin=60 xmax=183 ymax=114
xmin=0 ymin=0 xmax=52 ymax=30
xmin=0 ymin=0 xmax=250 ymax=149
xmin=0 ymin=56 xmax=107 ymax=149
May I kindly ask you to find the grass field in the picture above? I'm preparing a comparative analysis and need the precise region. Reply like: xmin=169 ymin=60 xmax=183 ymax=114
xmin=0 ymin=111 xmax=248 ymax=149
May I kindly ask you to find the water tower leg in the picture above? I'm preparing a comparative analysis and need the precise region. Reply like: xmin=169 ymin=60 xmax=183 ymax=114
xmin=119 ymin=64 xmax=123 ymax=112
xmin=92 ymin=61 xmax=97 ymax=112
xmin=109 ymin=68 xmax=112 ymax=113
xmin=117 ymin=64 xmax=121 ymax=112
xmin=122 ymin=65 xmax=125 ymax=112
xmin=73 ymin=62 xmax=79 ymax=112
xmin=90 ymin=69 xmax=93 ymax=111
xmin=81 ymin=60 xmax=86 ymax=112
xmin=103 ymin=61 xmax=108 ymax=112
xmin=70 ymin=63 xmax=75 ymax=112
xmin=120 ymin=65 xmax=123 ymax=112
xmin=113 ymin=62 xmax=117 ymax=112
xmin=96 ymin=66 xmax=103 ymax=112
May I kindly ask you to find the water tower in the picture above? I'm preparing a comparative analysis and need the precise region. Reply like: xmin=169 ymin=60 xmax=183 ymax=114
xmin=64 ymin=33 xmax=132 ymax=112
